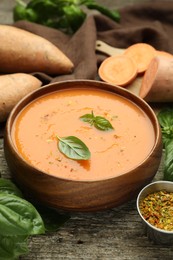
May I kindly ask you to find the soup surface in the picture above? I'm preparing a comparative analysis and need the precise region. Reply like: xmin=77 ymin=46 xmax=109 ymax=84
xmin=12 ymin=87 xmax=155 ymax=181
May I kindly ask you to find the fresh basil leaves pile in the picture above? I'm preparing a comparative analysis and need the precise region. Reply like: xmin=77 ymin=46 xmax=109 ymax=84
xmin=0 ymin=178 xmax=70 ymax=259
xmin=157 ymin=107 xmax=173 ymax=181
xmin=13 ymin=0 xmax=120 ymax=34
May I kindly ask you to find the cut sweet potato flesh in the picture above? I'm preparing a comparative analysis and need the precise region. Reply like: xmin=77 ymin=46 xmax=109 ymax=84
xmin=124 ymin=43 xmax=156 ymax=73
xmin=98 ymin=55 xmax=138 ymax=86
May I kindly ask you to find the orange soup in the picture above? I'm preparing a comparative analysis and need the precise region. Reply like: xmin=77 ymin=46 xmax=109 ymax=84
xmin=12 ymin=87 xmax=155 ymax=181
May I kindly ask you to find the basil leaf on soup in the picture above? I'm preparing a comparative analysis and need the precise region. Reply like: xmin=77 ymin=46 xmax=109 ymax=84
xmin=80 ymin=111 xmax=95 ymax=125
xmin=94 ymin=115 xmax=114 ymax=130
xmin=80 ymin=111 xmax=114 ymax=131
xmin=57 ymin=136 xmax=91 ymax=160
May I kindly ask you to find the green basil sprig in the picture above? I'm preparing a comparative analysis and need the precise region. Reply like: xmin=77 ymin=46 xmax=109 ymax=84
xmin=157 ymin=107 xmax=173 ymax=181
xmin=80 ymin=111 xmax=114 ymax=131
xmin=57 ymin=135 xmax=91 ymax=160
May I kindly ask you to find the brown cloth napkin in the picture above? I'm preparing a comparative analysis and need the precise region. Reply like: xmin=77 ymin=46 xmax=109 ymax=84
xmin=0 ymin=1 xmax=173 ymax=137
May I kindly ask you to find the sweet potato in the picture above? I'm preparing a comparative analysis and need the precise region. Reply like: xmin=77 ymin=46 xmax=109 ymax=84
xmin=139 ymin=56 xmax=173 ymax=102
xmin=98 ymin=55 xmax=137 ymax=86
xmin=156 ymin=50 xmax=173 ymax=59
xmin=0 ymin=73 xmax=42 ymax=122
xmin=0 ymin=25 xmax=74 ymax=75
xmin=124 ymin=43 xmax=156 ymax=74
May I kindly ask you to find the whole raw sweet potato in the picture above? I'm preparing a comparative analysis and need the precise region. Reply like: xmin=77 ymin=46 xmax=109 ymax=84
xmin=0 ymin=73 xmax=42 ymax=122
xmin=0 ymin=25 xmax=74 ymax=75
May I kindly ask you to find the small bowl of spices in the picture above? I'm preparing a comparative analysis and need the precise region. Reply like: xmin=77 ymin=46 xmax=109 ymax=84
xmin=137 ymin=181 xmax=173 ymax=245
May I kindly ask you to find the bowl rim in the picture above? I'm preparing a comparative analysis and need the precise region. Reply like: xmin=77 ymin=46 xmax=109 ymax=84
xmin=137 ymin=180 xmax=173 ymax=234
xmin=5 ymin=79 xmax=162 ymax=182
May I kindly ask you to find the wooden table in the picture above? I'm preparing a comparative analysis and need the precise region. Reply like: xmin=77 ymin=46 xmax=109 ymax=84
xmin=0 ymin=1 xmax=173 ymax=259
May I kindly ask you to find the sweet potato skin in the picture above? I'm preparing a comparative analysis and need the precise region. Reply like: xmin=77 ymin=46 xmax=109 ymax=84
xmin=0 ymin=73 xmax=42 ymax=122
xmin=140 ymin=56 xmax=173 ymax=102
xmin=0 ymin=25 xmax=74 ymax=75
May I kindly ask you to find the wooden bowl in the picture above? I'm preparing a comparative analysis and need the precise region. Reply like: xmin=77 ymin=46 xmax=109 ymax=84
xmin=4 ymin=80 xmax=162 ymax=212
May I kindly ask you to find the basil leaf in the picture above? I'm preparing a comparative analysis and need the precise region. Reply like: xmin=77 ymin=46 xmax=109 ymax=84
xmin=0 ymin=235 xmax=28 ymax=260
xmin=157 ymin=107 xmax=173 ymax=146
xmin=80 ymin=111 xmax=95 ymax=125
xmin=13 ymin=6 xmax=38 ymax=23
xmin=80 ymin=111 xmax=114 ymax=131
xmin=157 ymin=107 xmax=173 ymax=181
xmin=0 ymin=177 xmax=70 ymax=258
xmin=63 ymin=5 xmax=86 ymax=33
xmin=163 ymin=139 xmax=173 ymax=181
xmin=0 ymin=193 xmax=45 ymax=236
xmin=0 ymin=179 xmax=23 ymax=198
xmin=157 ymin=107 xmax=173 ymax=127
xmin=94 ymin=116 xmax=114 ymax=130
xmin=57 ymin=136 xmax=91 ymax=160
